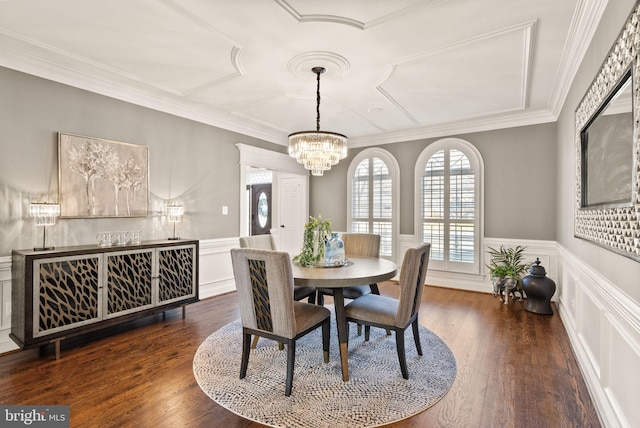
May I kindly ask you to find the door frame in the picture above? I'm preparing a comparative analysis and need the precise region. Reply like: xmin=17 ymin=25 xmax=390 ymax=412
xmin=236 ymin=144 xmax=309 ymax=238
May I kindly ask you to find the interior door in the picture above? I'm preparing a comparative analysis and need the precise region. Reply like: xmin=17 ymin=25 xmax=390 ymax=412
xmin=277 ymin=174 xmax=307 ymax=254
xmin=250 ymin=183 xmax=272 ymax=236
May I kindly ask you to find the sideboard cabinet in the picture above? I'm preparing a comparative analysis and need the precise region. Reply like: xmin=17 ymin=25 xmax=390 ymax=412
xmin=11 ymin=239 xmax=199 ymax=357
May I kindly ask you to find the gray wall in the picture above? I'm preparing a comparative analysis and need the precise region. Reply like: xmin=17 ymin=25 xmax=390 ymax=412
xmin=311 ymin=122 xmax=557 ymax=241
xmin=0 ymin=66 xmax=280 ymax=256
xmin=556 ymin=0 xmax=640 ymax=303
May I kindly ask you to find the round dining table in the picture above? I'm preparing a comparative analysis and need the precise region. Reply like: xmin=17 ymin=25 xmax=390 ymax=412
xmin=291 ymin=256 xmax=398 ymax=381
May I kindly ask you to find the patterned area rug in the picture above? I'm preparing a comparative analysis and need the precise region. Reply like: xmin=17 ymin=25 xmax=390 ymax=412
xmin=193 ymin=310 xmax=456 ymax=428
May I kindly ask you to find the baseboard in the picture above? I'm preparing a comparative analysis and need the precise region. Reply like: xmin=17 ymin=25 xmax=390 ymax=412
xmin=199 ymin=278 xmax=236 ymax=300
xmin=0 ymin=329 xmax=19 ymax=354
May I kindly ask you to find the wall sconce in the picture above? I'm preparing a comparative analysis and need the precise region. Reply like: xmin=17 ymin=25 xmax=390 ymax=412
xmin=166 ymin=204 xmax=184 ymax=240
xmin=29 ymin=202 xmax=60 ymax=251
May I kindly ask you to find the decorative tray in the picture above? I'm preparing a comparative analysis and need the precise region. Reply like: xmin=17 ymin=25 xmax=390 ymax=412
xmin=312 ymin=259 xmax=351 ymax=268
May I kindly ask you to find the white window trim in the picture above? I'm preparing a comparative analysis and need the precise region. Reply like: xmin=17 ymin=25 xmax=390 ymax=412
xmin=347 ymin=148 xmax=400 ymax=262
xmin=414 ymin=138 xmax=484 ymax=274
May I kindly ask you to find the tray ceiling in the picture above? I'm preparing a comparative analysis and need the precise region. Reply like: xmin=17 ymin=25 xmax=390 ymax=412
xmin=0 ymin=0 xmax=606 ymax=147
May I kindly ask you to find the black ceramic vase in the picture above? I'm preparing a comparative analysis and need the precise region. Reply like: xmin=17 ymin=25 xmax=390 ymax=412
xmin=521 ymin=258 xmax=556 ymax=315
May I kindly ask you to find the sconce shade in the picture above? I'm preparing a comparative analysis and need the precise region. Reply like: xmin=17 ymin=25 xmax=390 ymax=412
xmin=166 ymin=205 xmax=184 ymax=223
xmin=29 ymin=202 xmax=60 ymax=251
xmin=29 ymin=203 xmax=60 ymax=226
xmin=166 ymin=203 xmax=184 ymax=240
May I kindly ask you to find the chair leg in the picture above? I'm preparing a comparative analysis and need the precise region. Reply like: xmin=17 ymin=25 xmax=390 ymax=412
xmin=322 ymin=319 xmax=330 ymax=363
xmin=357 ymin=324 xmax=363 ymax=336
xmin=285 ymin=340 xmax=296 ymax=396
xmin=240 ymin=331 xmax=252 ymax=379
xmin=251 ymin=335 xmax=259 ymax=349
xmin=412 ymin=319 xmax=423 ymax=356
xmin=308 ymin=291 xmax=316 ymax=305
xmin=395 ymin=329 xmax=409 ymax=379
xmin=364 ymin=325 xmax=371 ymax=341
xmin=317 ymin=292 xmax=324 ymax=306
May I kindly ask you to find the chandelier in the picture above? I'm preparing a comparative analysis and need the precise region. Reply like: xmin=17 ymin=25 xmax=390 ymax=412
xmin=288 ymin=66 xmax=348 ymax=176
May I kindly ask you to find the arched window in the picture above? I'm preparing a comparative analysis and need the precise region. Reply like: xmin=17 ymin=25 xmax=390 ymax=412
xmin=347 ymin=148 xmax=399 ymax=260
xmin=415 ymin=138 xmax=483 ymax=273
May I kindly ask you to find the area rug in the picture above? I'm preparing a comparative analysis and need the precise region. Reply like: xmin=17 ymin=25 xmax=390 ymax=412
xmin=193 ymin=309 xmax=456 ymax=428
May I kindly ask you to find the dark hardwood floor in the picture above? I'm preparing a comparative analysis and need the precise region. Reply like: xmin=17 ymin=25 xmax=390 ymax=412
xmin=0 ymin=283 xmax=601 ymax=428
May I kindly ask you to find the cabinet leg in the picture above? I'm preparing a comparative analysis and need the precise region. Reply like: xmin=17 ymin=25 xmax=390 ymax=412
xmin=182 ymin=305 xmax=186 ymax=319
xmin=50 ymin=337 xmax=64 ymax=360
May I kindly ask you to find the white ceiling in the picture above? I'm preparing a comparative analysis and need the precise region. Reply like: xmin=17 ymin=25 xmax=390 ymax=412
xmin=0 ymin=0 xmax=606 ymax=148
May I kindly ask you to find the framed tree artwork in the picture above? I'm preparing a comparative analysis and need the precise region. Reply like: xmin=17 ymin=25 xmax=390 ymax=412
xmin=58 ymin=133 xmax=149 ymax=218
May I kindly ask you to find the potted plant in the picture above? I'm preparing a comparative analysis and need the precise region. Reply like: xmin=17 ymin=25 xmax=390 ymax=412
xmin=292 ymin=215 xmax=332 ymax=267
xmin=487 ymin=245 xmax=532 ymax=303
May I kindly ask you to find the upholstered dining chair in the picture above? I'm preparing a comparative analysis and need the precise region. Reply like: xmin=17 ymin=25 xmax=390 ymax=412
xmin=343 ymin=243 xmax=431 ymax=379
xmin=316 ymin=233 xmax=381 ymax=306
xmin=230 ymin=247 xmax=330 ymax=396
xmin=239 ymin=235 xmax=318 ymax=349
xmin=239 ymin=235 xmax=316 ymax=304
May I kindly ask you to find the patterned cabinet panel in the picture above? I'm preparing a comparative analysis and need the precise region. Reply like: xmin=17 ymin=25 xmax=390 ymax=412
xmin=105 ymin=249 xmax=154 ymax=318
xmin=33 ymin=254 xmax=102 ymax=338
xmin=157 ymin=244 xmax=197 ymax=304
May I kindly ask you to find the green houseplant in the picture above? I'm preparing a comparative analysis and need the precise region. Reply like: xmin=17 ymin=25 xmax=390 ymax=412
xmin=292 ymin=215 xmax=332 ymax=267
xmin=487 ymin=245 xmax=532 ymax=300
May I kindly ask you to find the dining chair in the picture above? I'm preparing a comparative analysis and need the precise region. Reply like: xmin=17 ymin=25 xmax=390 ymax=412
xmin=240 ymin=235 xmax=318 ymax=349
xmin=343 ymin=243 xmax=431 ymax=379
xmin=239 ymin=235 xmax=316 ymax=304
xmin=316 ymin=233 xmax=381 ymax=306
xmin=230 ymin=247 xmax=330 ymax=396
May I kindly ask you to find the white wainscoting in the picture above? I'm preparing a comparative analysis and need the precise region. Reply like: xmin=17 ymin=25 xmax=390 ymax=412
xmin=0 ymin=256 xmax=17 ymax=354
xmin=556 ymin=245 xmax=640 ymax=428
xmin=198 ymin=237 xmax=238 ymax=299
xmin=399 ymin=235 xmax=558 ymax=296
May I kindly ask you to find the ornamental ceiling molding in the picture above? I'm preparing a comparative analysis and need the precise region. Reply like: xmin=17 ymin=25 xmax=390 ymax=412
xmin=273 ymin=0 xmax=445 ymax=30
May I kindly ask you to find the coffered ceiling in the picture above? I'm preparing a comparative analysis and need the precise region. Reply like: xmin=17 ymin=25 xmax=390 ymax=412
xmin=0 ymin=0 xmax=606 ymax=147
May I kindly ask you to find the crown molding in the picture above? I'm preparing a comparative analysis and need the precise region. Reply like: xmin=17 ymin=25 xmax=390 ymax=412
xmin=348 ymin=109 xmax=557 ymax=148
xmin=548 ymin=0 xmax=609 ymax=116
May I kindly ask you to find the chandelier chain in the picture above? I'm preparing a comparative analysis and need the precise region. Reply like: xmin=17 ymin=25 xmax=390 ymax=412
xmin=315 ymin=68 xmax=321 ymax=132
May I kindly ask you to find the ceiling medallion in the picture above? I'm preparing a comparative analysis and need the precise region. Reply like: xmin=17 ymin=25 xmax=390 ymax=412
xmin=287 ymin=52 xmax=350 ymax=81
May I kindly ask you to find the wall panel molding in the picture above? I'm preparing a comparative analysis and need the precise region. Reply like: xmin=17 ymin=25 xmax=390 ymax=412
xmin=557 ymin=244 xmax=640 ymax=428
xmin=198 ymin=237 xmax=238 ymax=299
xmin=398 ymin=235 xmax=558 ymax=294
xmin=0 ymin=256 xmax=17 ymax=354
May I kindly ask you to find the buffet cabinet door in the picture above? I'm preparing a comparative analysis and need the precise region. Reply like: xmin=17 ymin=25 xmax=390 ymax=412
xmin=104 ymin=249 xmax=155 ymax=319
xmin=156 ymin=244 xmax=197 ymax=305
xmin=33 ymin=254 xmax=103 ymax=338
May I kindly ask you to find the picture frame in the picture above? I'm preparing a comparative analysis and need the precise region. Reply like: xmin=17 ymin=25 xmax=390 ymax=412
xmin=574 ymin=1 xmax=640 ymax=261
xmin=58 ymin=133 xmax=149 ymax=218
